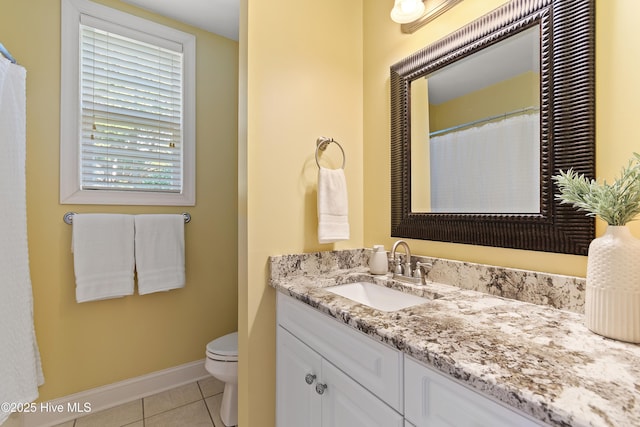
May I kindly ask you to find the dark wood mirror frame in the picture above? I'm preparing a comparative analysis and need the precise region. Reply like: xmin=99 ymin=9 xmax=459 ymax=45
xmin=390 ymin=0 xmax=595 ymax=255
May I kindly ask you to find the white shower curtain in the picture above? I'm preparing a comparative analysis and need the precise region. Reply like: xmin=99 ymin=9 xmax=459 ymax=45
xmin=429 ymin=113 xmax=540 ymax=213
xmin=0 ymin=57 xmax=44 ymax=425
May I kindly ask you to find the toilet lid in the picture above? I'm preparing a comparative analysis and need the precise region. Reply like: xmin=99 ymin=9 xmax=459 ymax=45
xmin=206 ymin=332 xmax=238 ymax=357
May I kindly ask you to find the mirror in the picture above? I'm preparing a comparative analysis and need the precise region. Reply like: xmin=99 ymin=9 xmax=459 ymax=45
xmin=390 ymin=0 xmax=595 ymax=255
xmin=411 ymin=26 xmax=540 ymax=214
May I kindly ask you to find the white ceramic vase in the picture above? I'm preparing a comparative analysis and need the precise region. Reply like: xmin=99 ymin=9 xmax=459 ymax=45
xmin=585 ymin=225 xmax=640 ymax=342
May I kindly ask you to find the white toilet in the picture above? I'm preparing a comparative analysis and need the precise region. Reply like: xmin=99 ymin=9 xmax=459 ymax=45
xmin=205 ymin=332 xmax=238 ymax=426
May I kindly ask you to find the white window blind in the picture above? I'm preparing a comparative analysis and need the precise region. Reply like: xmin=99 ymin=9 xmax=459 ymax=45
xmin=80 ymin=24 xmax=184 ymax=193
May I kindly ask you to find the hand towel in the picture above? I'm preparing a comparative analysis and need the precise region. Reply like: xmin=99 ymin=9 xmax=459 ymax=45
xmin=72 ymin=214 xmax=135 ymax=302
xmin=0 ymin=58 xmax=44 ymax=425
xmin=134 ymin=214 xmax=185 ymax=295
xmin=317 ymin=166 xmax=350 ymax=244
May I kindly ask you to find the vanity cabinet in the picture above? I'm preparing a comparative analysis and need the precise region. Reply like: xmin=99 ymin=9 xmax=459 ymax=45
xmin=277 ymin=293 xmax=544 ymax=427
xmin=404 ymin=356 xmax=542 ymax=427
xmin=276 ymin=293 xmax=403 ymax=427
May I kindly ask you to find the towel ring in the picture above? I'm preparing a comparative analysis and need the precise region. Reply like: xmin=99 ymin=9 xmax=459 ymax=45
xmin=315 ymin=136 xmax=346 ymax=169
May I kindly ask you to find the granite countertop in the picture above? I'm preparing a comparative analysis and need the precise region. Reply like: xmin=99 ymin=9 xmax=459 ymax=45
xmin=269 ymin=251 xmax=640 ymax=427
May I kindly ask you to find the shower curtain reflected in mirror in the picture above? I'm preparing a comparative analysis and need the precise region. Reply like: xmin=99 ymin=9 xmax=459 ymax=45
xmin=428 ymin=113 xmax=540 ymax=214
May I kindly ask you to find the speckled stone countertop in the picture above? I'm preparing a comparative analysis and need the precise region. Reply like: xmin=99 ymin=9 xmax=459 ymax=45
xmin=269 ymin=249 xmax=640 ymax=427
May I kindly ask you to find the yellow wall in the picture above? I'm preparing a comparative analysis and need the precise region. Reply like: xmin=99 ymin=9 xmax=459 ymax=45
xmin=240 ymin=0 xmax=363 ymax=424
xmin=430 ymin=71 xmax=539 ymax=130
xmin=596 ymin=0 xmax=640 ymax=237
xmin=364 ymin=0 xmax=640 ymax=278
xmin=0 ymin=0 xmax=239 ymax=401
xmin=411 ymin=76 xmax=431 ymax=211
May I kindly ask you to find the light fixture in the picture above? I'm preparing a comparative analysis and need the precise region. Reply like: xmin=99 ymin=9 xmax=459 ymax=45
xmin=390 ymin=0 xmax=426 ymax=24
xmin=392 ymin=0 xmax=463 ymax=34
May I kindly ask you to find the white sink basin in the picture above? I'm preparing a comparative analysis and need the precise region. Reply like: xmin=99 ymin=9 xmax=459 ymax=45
xmin=325 ymin=282 xmax=429 ymax=312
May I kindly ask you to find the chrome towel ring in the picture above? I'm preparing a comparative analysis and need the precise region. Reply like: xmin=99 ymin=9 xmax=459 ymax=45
xmin=315 ymin=136 xmax=346 ymax=169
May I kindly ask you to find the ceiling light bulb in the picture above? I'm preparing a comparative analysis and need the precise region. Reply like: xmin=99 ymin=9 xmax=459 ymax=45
xmin=390 ymin=0 xmax=425 ymax=24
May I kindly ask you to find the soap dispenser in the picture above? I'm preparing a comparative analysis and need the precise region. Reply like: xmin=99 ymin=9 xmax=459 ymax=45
xmin=369 ymin=245 xmax=388 ymax=275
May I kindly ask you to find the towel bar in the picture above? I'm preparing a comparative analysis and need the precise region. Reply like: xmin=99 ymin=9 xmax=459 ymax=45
xmin=315 ymin=136 xmax=346 ymax=169
xmin=63 ymin=212 xmax=191 ymax=225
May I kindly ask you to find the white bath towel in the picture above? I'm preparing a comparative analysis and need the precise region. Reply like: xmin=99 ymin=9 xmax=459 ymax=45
xmin=134 ymin=214 xmax=185 ymax=295
xmin=0 ymin=58 xmax=44 ymax=425
xmin=317 ymin=167 xmax=350 ymax=244
xmin=72 ymin=214 xmax=136 ymax=302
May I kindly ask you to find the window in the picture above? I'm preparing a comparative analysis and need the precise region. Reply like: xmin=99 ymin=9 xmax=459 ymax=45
xmin=61 ymin=0 xmax=196 ymax=205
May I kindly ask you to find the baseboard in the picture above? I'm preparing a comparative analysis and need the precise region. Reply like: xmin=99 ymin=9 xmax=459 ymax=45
xmin=21 ymin=359 xmax=209 ymax=427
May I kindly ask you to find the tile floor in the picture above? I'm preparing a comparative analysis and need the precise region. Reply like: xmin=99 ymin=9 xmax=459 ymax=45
xmin=52 ymin=377 xmax=230 ymax=427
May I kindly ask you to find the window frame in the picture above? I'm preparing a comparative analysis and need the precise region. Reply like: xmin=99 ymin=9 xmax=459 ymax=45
xmin=60 ymin=0 xmax=196 ymax=206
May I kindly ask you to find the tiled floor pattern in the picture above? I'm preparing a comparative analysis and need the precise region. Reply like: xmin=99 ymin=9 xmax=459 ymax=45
xmin=52 ymin=377 xmax=230 ymax=427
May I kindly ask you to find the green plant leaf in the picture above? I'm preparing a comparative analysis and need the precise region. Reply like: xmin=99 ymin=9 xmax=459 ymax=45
xmin=552 ymin=153 xmax=640 ymax=226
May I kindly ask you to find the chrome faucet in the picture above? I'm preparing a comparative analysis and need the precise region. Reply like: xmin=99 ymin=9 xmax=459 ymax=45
xmin=390 ymin=240 xmax=432 ymax=285
xmin=390 ymin=240 xmax=412 ymax=277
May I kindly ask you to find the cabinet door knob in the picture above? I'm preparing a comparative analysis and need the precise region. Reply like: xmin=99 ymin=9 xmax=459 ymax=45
xmin=315 ymin=383 xmax=328 ymax=395
xmin=305 ymin=373 xmax=316 ymax=385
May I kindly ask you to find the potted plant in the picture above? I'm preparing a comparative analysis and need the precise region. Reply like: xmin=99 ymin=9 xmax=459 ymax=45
xmin=553 ymin=153 xmax=640 ymax=342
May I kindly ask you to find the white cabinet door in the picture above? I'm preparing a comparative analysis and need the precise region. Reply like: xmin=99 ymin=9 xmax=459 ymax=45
xmin=277 ymin=327 xmax=322 ymax=427
xmin=277 ymin=293 xmax=403 ymax=411
xmin=321 ymin=360 xmax=404 ymax=427
xmin=277 ymin=324 xmax=403 ymax=427
xmin=404 ymin=356 xmax=543 ymax=427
